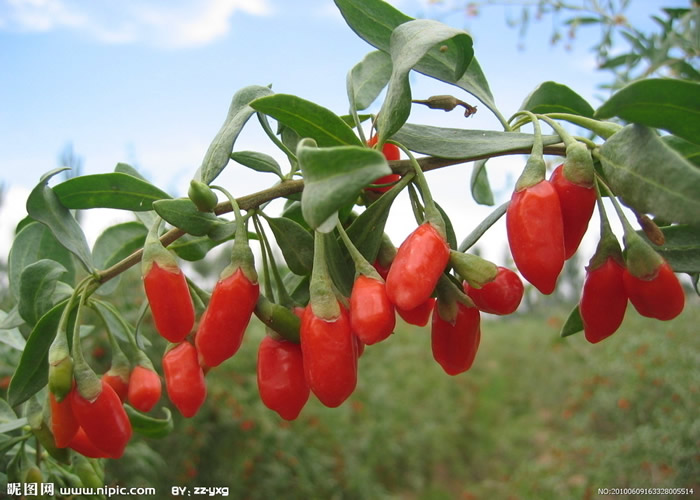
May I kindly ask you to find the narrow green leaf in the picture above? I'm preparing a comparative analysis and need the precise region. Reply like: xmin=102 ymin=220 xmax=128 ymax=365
xmin=637 ymin=224 xmax=700 ymax=273
xmin=284 ymin=272 xmax=310 ymax=306
xmin=470 ymin=159 xmax=494 ymax=206
xmin=0 ymin=311 xmax=26 ymax=351
xmin=459 ymin=202 xmax=508 ymax=252
xmin=198 ymin=85 xmax=274 ymax=185
xmin=0 ymin=306 xmax=23 ymax=330
xmin=124 ymin=406 xmax=174 ymax=439
xmin=560 ymin=305 xmax=583 ymax=338
xmin=93 ymin=222 xmax=148 ymax=295
xmin=230 ymin=151 xmax=283 ymax=178
xmin=595 ymin=79 xmax=700 ymax=145
xmin=519 ymin=81 xmax=594 ymax=117
xmin=662 ymin=135 xmax=700 ymax=168
xmin=264 ymin=216 xmax=315 ymax=276
xmin=170 ymin=234 xmax=221 ymax=262
xmin=18 ymin=260 xmax=67 ymax=326
xmin=114 ymin=163 xmax=159 ymax=228
xmin=251 ymin=94 xmax=363 ymax=147
xmin=8 ymin=222 xmax=76 ymax=301
xmin=435 ymin=202 xmax=458 ymax=251
xmin=0 ymin=398 xmax=18 ymax=422
xmin=8 ymin=301 xmax=70 ymax=407
xmin=347 ymin=50 xmax=393 ymax=111
xmin=52 ymin=173 xmax=171 ymax=211
xmin=26 ymin=170 xmax=94 ymax=272
xmin=0 ymin=418 xmax=28 ymax=434
xmin=323 ymin=231 xmax=354 ymax=298
xmin=153 ymin=199 xmax=222 ymax=236
xmin=378 ymin=19 xmax=473 ymax=142
xmin=297 ymin=140 xmax=391 ymax=230
xmin=393 ymin=123 xmax=561 ymax=159
xmin=598 ymin=125 xmax=700 ymax=224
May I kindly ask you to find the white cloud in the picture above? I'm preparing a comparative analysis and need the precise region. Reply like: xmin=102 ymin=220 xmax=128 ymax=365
xmin=0 ymin=0 xmax=273 ymax=48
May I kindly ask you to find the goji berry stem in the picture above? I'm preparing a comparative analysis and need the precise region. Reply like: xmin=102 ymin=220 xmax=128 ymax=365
xmin=309 ymin=230 xmax=341 ymax=320
xmin=336 ymin=221 xmax=382 ymax=281
xmin=511 ymin=111 xmax=546 ymax=191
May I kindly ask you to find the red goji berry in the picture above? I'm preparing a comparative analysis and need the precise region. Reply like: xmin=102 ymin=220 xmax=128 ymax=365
xmin=386 ymin=223 xmax=450 ymax=310
xmin=143 ymin=262 xmax=195 ymax=343
xmin=580 ymin=257 xmax=627 ymax=343
xmin=506 ymin=180 xmax=565 ymax=294
xmin=367 ymin=135 xmax=401 ymax=193
xmin=463 ymin=267 xmax=523 ymax=315
xmin=396 ymin=298 xmax=435 ymax=327
xmin=350 ymin=275 xmax=395 ymax=345
xmin=195 ymin=268 xmax=259 ymax=367
xmin=549 ymin=164 xmax=596 ymax=259
xmin=163 ymin=342 xmax=207 ymax=418
xmin=300 ymin=302 xmax=357 ymax=408
xmin=431 ymin=302 xmax=481 ymax=375
xmin=102 ymin=372 xmax=129 ymax=403
xmin=67 ymin=427 xmax=110 ymax=459
xmin=623 ymin=260 xmax=684 ymax=321
xmin=257 ymin=336 xmax=309 ymax=420
xmin=50 ymin=391 xmax=78 ymax=448
xmin=127 ymin=365 xmax=162 ymax=413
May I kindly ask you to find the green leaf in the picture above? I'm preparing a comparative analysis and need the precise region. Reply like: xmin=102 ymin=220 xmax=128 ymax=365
xmin=251 ymin=94 xmax=363 ymax=147
xmin=18 ymin=260 xmax=67 ymax=326
xmin=377 ymin=19 xmax=473 ymax=142
xmin=297 ymin=139 xmax=391 ymax=230
xmin=52 ymin=173 xmax=171 ymax=211
xmin=230 ymin=151 xmax=283 ymax=178
xmin=598 ymin=125 xmax=700 ymax=225
xmin=124 ymin=406 xmax=174 ymax=439
xmin=153 ymin=199 xmax=222 ymax=236
xmin=0 ymin=311 xmax=26 ymax=351
xmin=198 ymin=85 xmax=274 ymax=185
xmin=347 ymin=50 xmax=392 ymax=111
xmin=560 ymin=305 xmax=583 ymax=338
xmin=0 ymin=418 xmax=28 ymax=434
xmin=26 ymin=170 xmax=94 ymax=272
xmin=595 ymin=79 xmax=700 ymax=145
xmin=637 ymin=225 xmax=700 ymax=273
xmin=8 ymin=222 xmax=76 ymax=301
xmin=323 ymin=230 xmax=354 ymax=298
xmin=435 ymin=202 xmax=457 ymax=251
xmin=170 ymin=234 xmax=221 ymax=262
xmin=93 ymin=222 xmax=148 ymax=295
xmin=662 ymin=135 xmax=700 ymax=168
xmin=470 ymin=159 xmax=494 ymax=206
xmin=8 ymin=301 xmax=70 ymax=407
xmin=0 ymin=306 xmax=23 ymax=330
xmin=284 ymin=272 xmax=310 ymax=306
xmin=519 ymin=81 xmax=594 ymax=117
xmin=334 ymin=0 xmax=504 ymax=126
xmin=90 ymin=299 xmax=148 ymax=348
xmin=264 ymin=216 xmax=315 ymax=276
xmin=393 ymin=123 xmax=561 ymax=159
xmin=114 ymin=163 xmax=160 ymax=228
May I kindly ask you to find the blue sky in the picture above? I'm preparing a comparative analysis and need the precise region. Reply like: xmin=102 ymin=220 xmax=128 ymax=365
xmin=0 ymin=0 xmax=681 ymax=261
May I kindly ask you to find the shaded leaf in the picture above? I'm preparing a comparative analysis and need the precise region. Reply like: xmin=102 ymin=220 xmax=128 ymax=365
xmin=470 ymin=159 xmax=494 ymax=206
xmin=323 ymin=230 xmax=354 ymax=298
xmin=519 ymin=81 xmax=594 ymax=117
xmin=598 ymin=125 xmax=700 ymax=224
xmin=662 ymin=135 xmax=700 ymax=168
xmin=560 ymin=305 xmax=583 ymax=337
xmin=90 ymin=299 xmax=148 ymax=348
xmin=595 ymin=79 xmax=700 ymax=145
xmin=18 ymin=260 xmax=67 ymax=326
xmin=92 ymin=222 xmax=148 ymax=295
xmin=53 ymin=173 xmax=171 ymax=211
xmin=637 ymin=224 xmax=700 ymax=273
xmin=124 ymin=406 xmax=174 ymax=439
xmin=170 ymin=234 xmax=221 ymax=261
xmin=264 ymin=216 xmax=314 ymax=276
xmin=0 ymin=311 xmax=26 ymax=351
xmin=347 ymin=50 xmax=392 ymax=111
xmin=251 ymin=94 xmax=362 ymax=147
xmin=230 ymin=151 xmax=284 ymax=178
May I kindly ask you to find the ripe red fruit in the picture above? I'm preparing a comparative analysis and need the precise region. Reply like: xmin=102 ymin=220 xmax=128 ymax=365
xmin=50 ymin=392 xmax=79 ymax=448
xmin=396 ymin=298 xmax=435 ymax=327
xmin=580 ymin=257 xmax=628 ymax=343
xmin=373 ymin=259 xmax=390 ymax=280
xmin=463 ymin=267 xmax=523 ymax=315
xmin=506 ymin=180 xmax=565 ymax=294
xmin=300 ymin=303 xmax=357 ymax=408
xmin=431 ymin=303 xmax=481 ymax=375
xmin=350 ymin=275 xmax=396 ymax=345
xmin=386 ymin=223 xmax=450 ymax=310
xmin=127 ymin=366 xmax=162 ymax=413
xmin=195 ymin=268 xmax=259 ymax=367
xmin=102 ymin=372 xmax=129 ymax=403
xmin=163 ymin=342 xmax=207 ymax=418
xmin=367 ymin=135 xmax=401 ymax=193
xmin=67 ymin=427 xmax=110 ymax=459
xmin=622 ymin=260 xmax=684 ymax=321
xmin=257 ymin=336 xmax=309 ymax=420
xmin=549 ymin=164 xmax=596 ymax=259
xmin=70 ymin=380 xmax=132 ymax=459
xmin=143 ymin=262 xmax=195 ymax=343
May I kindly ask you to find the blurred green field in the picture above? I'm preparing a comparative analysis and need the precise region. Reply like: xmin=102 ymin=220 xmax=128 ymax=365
xmin=109 ymin=300 xmax=699 ymax=499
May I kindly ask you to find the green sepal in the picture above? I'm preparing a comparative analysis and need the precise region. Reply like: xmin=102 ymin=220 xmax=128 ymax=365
xmin=434 ymin=274 xmax=474 ymax=324
xmin=449 ymin=251 xmax=499 ymax=289
xmin=623 ymin=233 xmax=664 ymax=280
xmin=188 ymin=180 xmax=218 ymax=212
xmin=563 ymin=142 xmax=595 ymax=187
xmin=309 ymin=231 xmax=341 ymax=320
xmin=141 ymin=218 xmax=179 ymax=277
xmin=587 ymin=225 xmax=624 ymax=272
xmin=48 ymin=356 xmax=73 ymax=402
xmin=513 ymin=113 xmax=546 ymax=191
xmin=254 ymin=295 xmax=301 ymax=343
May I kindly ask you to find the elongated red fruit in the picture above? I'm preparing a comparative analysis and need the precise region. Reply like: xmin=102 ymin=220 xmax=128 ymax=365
xmin=67 ymin=427 xmax=110 ymax=459
xmin=195 ymin=268 xmax=259 ymax=367
xmin=367 ymin=135 xmax=401 ymax=193
xmin=257 ymin=336 xmax=309 ymax=420
xmin=431 ymin=303 xmax=481 ymax=375
xmin=50 ymin=392 xmax=79 ymax=448
xmin=350 ymin=275 xmax=395 ymax=345
xmin=70 ymin=380 xmax=132 ymax=459
xmin=549 ymin=164 xmax=596 ymax=259
xmin=163 ymin=342 xmax=207 ymax=418
xmin=127 ymin=366 xmax=162 ymax=413
xmin=396 ymin=298 xmax=435 ymax=327
xmin=463 ymin=267 xmax=523 ymax=315
xmin=300 ymin=303 xmax=357 ymax=408
xmin=580 ymin=257 xmax=628 ymax=343
xmin=506 ymin=180 xmax=565 ymax=294
xmin=386 ymin=223 xmax=450 ymax=310
xmin=143 ymin=262 xmax=195 ymax=343
xmin=102 ymin=372 xmax=129 ymax=403
xmin=623 ymin=260 xmax=684 ymax=321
